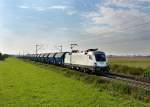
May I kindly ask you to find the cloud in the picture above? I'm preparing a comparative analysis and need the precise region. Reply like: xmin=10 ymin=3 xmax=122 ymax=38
xmin=79 ymin=0 xmax=150 ymax=54
xmin=18 ymin=4 xmax=76 ymax=15
xmin=48 ymin=5 xmax=67 ymax=10
xmin=65 ymin=10 xmax=77 ymax=15
xmin=84 ymin=0 xmax=150 ymax=36
xmin=103 ymin=0 xmax=150 ymax=9
xmin=33 ymin=6 xmax=46 ymax=11
xmin=58 ymin=27 xmax=68 ymax=31
xmin=18 ymin=5 xmax=29 ymax=9
xmin=31 ymin=5 xmax=67 ymax=12
xmin=85 ymin=26 xmax=113 ymax=36
xmin=48 ymin=5 xmax=76 ymax=15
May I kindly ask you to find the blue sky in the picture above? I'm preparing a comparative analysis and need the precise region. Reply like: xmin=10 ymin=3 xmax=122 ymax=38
xmin=0 ymin=0 xmax=150 ymax=55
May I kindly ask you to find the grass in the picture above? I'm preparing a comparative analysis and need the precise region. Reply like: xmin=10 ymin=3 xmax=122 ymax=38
xmin=109 ymin=64 xmax=145 ymax=76
xmin=0 ymin=57 xmax=149 ymax=107
xmin=108 ymin=57 xmax=150 ymax=77
xmin=109 ymin=57 xmax=150 ymax=69
xmin=35 ymin=61 xmax=150 ymax=103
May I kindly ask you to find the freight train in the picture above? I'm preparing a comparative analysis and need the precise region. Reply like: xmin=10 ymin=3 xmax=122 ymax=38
xmin=19 ymin=49 xmax=110 ymax=73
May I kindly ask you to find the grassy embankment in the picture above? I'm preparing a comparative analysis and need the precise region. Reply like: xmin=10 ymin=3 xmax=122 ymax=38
xmin=0 ymin=57 xmax=149 ymax=106
xmin=108 ymin=57 xmax=150 ymax=78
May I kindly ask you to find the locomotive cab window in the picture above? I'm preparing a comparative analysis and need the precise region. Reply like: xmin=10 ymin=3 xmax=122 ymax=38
xmin=95 ymin=53 xmax=106 ymax=61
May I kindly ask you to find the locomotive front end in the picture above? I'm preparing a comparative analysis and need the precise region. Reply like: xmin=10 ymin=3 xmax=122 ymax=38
xmin=94 ymin=51 xmax=109 ymax=72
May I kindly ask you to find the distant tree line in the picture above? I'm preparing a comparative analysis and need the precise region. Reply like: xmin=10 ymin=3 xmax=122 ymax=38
xmin=0 ymin=52 xmax=9 ymax=60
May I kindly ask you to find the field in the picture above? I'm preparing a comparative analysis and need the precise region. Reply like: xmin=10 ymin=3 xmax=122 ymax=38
xmin=108 ymin=57 xmax=150 ymax=76
xmin=109 ymin=57 xmax=150 ymax=69
xmin=0 ymin=57 xmax=149 ymax=107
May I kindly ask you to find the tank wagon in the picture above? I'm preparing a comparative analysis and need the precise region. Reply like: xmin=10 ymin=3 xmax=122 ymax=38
xmin=35 ymin=54 xmax=40 ymax=61
xmin=40 ymin=53 xmax=47 ymax=62
xmin=38 ymin=54 xmax=43 ymax=62
xmin=47 ymin=53 xmax=57 ymax=64
xmin=19 ymin=49 xmax=109 ymax=73
xmin=43 ymin=53 xmax=50 ymax=63
xmin=31 ymin=54 xmax=36 ymax=61
xmin=55 ymin=52 xmax=69 ymax=65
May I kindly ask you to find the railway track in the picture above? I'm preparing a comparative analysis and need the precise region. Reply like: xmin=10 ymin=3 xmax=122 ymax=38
xmin=102 ymin=72 xmax=150 ymax=91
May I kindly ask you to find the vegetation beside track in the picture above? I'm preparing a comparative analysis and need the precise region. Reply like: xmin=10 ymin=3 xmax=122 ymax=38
xmin=0 ymin=57 xmax=149 ymax=107
xmin=24 ymin=58 xmax=150 ymax=103
xmin=108 ymin=57 xmax=150 ymax=79
xmin=109 ymin=57 xmax=150 ymax=69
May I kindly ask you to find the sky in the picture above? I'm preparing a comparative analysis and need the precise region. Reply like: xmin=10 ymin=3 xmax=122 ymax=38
xmin=0 ymin=0 xmax=150 ymax=55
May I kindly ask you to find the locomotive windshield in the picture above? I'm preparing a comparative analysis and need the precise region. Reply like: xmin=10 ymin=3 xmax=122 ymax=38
xmin=95 ymin=53 xmax=106 ymax=61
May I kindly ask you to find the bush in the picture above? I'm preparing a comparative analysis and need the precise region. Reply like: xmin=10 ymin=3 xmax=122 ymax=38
xmin=3 ymin=54 xmax=9 ymax=58
xmin=0 ymin=53 xmax=9 ymax=61
xmin=0 ymin=53 xmax=3 ymax=60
